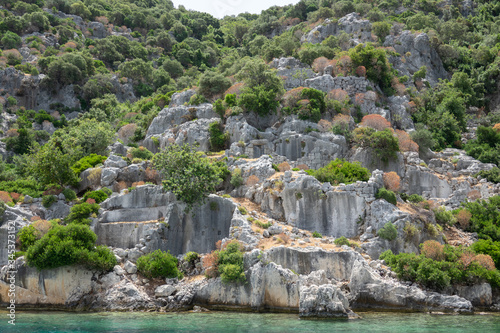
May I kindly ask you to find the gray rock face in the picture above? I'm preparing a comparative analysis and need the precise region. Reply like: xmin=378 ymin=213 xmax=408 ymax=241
xmin=385 ymin=31 xmax=448 ymax=87
xmin=107 ymin=142 xmax=128 ymax=156
xmin=155 ymin=284 xmax=177 ymax=297
xmin=104 ymin=155 xmax=127 ymax=169
xmin=302 ymin=13 xmax=372 ymax=44
xmin=194 ymin=262 xmax=300 ymax=311
xmin=101 ymin=167 xmax=119 ymax=186
xmin=350 ymin=148 xmax=406 ymax=177
xmin=281 ymin=175 xmax=378 ymax=237
xmin=388 ymin=95 xmax=415 ymax=130
xmin=124 ymin=261 xmax=137 ymax=274
xmin=264 ymin=246 xmax=363 ymax=281
xmin=349 ymin=261 xmax=472 ymax=312
xmin=305 ymin=75 xmax=369 ymax=95
xmin=97 ymin=187 xmax=236 ymax=255
xmin=453 ymin=283 xmax=492 ymax=307
xmin=299 ymin=284 xmax=351 ymax=318
xmin=269 ymin=57 xmax=315 ymax=90
xmin=169 ymin=89 xmax=196 ymax=107
xmin=406 ymin=166 xmax=451 ymax=198
xmin=88 ymin=21 xmax=109 ymax=39
xmin=0 ymin=207 xmax=32 ymax=266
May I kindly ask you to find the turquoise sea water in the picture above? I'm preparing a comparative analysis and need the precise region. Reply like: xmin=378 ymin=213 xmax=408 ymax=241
xmin=1 ymin=311 xmax=500 ymax=333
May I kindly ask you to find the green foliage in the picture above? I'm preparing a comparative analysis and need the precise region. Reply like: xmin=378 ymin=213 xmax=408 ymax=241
xmin=25 ymin=224 xmax=115 ymax=271
xmin=413 ymin=66 xmax=427 ymax=81
xmin=1 ymin=31 xmax=22 ymax=49
xmin=465 ymin=126 xmax=500 ymax=166
xmin=433 ymin=207 xmax=457 ymax=226
xmin=306 ymin=158 xmax=370 ymax=185
xmin=312 ymin=231 xmax=323 ymax=238
xmin=71 ymin=154 xmax=107 ymax=175
xmin=472 ymin=239 xmax=500 ymax=269
xmin=476 ymin=167 xmax=500 ymax=184
xmin=381 ymin=247 xmax=500 ymax=291
xmin=348 ymin=44 xmax=394 ymax=94
xmin=184 ymin=251 xmax=200 ymax=264
xmin=62 ymin=188 xmax=77 ymax=201
xmin=198 ymin=71 xmax=231 ymax=98
xmin=376 ymin=187 xmax=397 ymax=206
xmin=83 ymin=190 xmax=108 ymax=204
xmin=129 ymin=146 xmax=154 ymax=160
xmin=354 ymin=128 xmax=400 ymax=163
xmin=407 ymin=194 xmax=425 ymax=204
xmin=208 ymin=121 xmax=228 ymax=151
xmin=217 ymin=242 xmax=245 ymax=283
xmin=0 ymin=179 xmax=44 ymax=198
xmin=66 ymin=202 xmax=100 ymax=225
xmin=42 ymin=195 xmax=57 ymax=208
xmin=372 ymin=21 xmax=391 ymax=42
xmin=378 ymin=222 xmax=398 ymax=241
xmin=410 ymin=124 xmax=435 ymax=153
xmin=461 ymin=196 xmax=500 ymax=242
xmin=137 ymin=249 xmax=180 ymax=279
xmin=334 ymin=236 xmax=351 ymax=246
xmin=230 ymin=168 xmax=243 ymax=188
xmin=238 ymin=206 xmax=247 ymax=215
xmin=152 ymin=144 xmax=228 ymax=209
xmin=18 ymin=225 xmax=38 ymax=251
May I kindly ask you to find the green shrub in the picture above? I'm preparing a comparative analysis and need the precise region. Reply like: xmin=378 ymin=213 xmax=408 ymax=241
xmin=475 ymin=167 xmax=500 ymax=184
xmin=230 ymin=168 xmax=243 ymax=188
xmin=208 ymin=121 xmax=228 ymax=151
xmin=378 ymin=222 xmax=398 ymax=241
xmin=217 ymin=241 xmax=245 ymax=283
xmin=137 ymin=249 xmax=180 ymax=279
xmin=0 ymin=201 xmax=5 ymax=217
xmin=18 ymin=225 xmax=38 ymax=251
xmin=238 ymin=206 xmax=247 ymax=215
xmin=312 ymin=231 xmax=323 ymax=238
xmin=66 ymin=202 xmax=100 ymax=224
xmin=461 ymin=196 xmax=500 ymax=241
xmin=334 ymin=236 xmax=351 ymax=246
xmin=71 ymin=154 xmax=107 ymax=175
xmin=254 ymin=220 xmax=272 ymax=229
xmin=433 ymin=207 xmax=457 ymax=226
xmin=62 ymin=188 xmax=77 ymax=201
xmin=471 ymin=239 xmax=500 ymax=269
xmin=306 ymin=158 xmax=370 ymax=185
xmin=354 ymin=127 xmax=400 ymax=163
xmin=129 ymin=146 xmax=154 ymax=160
xmin=25 ymin=224 xmax=114 ymax=271
xmin=408 ymin=194 xmax=425 ymax=203
xmin=464 ymin=127 xmax=500 ymax=166
xmin=184 ymin=251 xmax=200 ymax=264
xmin=0 ymin=179 xmax=44 ymax=198
xmin=83 ymin=190 xmax=108 ymax=204
xmin=376 ymin=188 xmax=397 ymax=205
xmin=152 ymin=144 xmax=229 ymax=209
xmin=42 ymin=195 xmax=57 ymax=208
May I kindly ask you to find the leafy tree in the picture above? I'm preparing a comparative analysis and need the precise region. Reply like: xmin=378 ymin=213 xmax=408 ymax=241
xmin=162 ymin=58 xmax=184 ymax=78
xmin=118 ymin=59 xmax=153 ymax=83
xmin=306 ymin=159 xmax=370 ymax=185
xmin=64 ymin=119 xmax=115 ymax=158
xmin=1 ymin=31 xmax=21 ymax=49
xmin=152 ymin=144 xmax=228 ymax=209
xmin=198 ymin=71 xmax=231 ymax=99
xmin=348 ymin=44 xmax=394 ymax=94
xmin=372 ymin=21 xmax=391 ymax=43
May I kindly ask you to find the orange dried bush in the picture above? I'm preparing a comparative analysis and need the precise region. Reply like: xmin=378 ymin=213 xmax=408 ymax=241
xmin=132 ymin=181 xmax=145 ymax=187
xmin=4 ymin=49 xmax=22 ymax=60
xmin=492 ymin=123 xmax=500 ymax=132
xmin=277 ymin=232 xmax=290 ymax=244
xmin=86 ymin=198 xmax=96 ymax=204
xmin=33 ymin=219 xmax=52 ymax=237
xmin=383 ymin=172 xmax=400 ymax=192
xmin=145 ymin=167 xmax=160 ymax=183
xmin=6 ymin=129 xmax=18 ymax=137
xmin=202 ymin=251 xmax=219 ymax=278
xmin=9 ymin=192 xmax=20 ymax=202
xmin=30 ymin=216 xmax=42 ymax=222
xmin=421 ymin=240 xmax=445 ymax=261
xmin=312 ymin=56 xmax=330 ymax=74
xmin=467 ymin=190 xmax=481 ymax=201
xmin=395 ymin=129 xmax=419 ymax=152
xmin=246 ymin=175 xmax=259 ymax=186
xmin=0 ymin=191 xmax=12 ymax=204
xmin=473 ymin=254 xmax=496 ymax=270
xmin=296 ymin=164 xmax=309 ymax=170
xmin=282 ymin=87 xmax=305 ymax=108
xmin=317 ymin=119 xmax=332 ymax=132
xmin=335 ymin=55 xmax=352 ymax=76
xmin=118 ymin=123 xmax=138 ymax=143
xmin=456 ymin=209 xmax=472 ymax=229
xmin=360 ymin=114 xmax=391 ymax=131
xmin=355 ymin=66 xmax=366 ymax=77
xmin=96 ymin=16 xmax=109 ymax=24
xmin=224 ymin=82 xmax=245 ymax=97
xmin=124 ymin=112 xmax=139 ymax=119
xmin=215 ymin=240 xmax=222 ymax=250
xmin=115 ymin=180 xmax=128 ymax=192
xmin=327 ymin=88 xmax=349 ymax=102
xmin=459 ymin=251 xmax=476 ymax=268
xmin=278 ymin=162 xmax=291 ymax=172
xmin=64 ymin=41 xmax=78 ymax=49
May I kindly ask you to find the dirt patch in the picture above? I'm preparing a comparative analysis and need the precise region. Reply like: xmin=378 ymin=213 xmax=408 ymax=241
xmin=444 ymin=225 xmax=476 ymax=247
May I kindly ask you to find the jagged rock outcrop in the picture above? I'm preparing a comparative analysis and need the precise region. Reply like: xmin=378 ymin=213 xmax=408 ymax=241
xmin=305 ymin=75 xmax=369 ymax=95
xmin=96 ymin=187 xmax=236 ymax=255
xmin=350 ymin=148 xmax=406 ymax=177
xmin=299 ymin=284 xmax=352 ymax=318
xmin=269 ymin=57 xmax=315 ymax=90
xmin=0 ymin=207 xmax=32 ymax=266
xmin=302 ymin=13 xmax=372 ymax=44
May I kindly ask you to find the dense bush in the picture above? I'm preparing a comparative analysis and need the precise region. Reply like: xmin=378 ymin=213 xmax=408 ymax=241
xmin=381 ymin=246 xmax=500 ymax=290
xmin=66 ymin=202 xmax=100 ymax=224
xmin=433 ymin=207 xmax=457 ymax=226
xmin=72 ymin=154 xmax=107 ymax=175
xmin=472 ymin=239 xmax=500 ymax=269
xmin=217 ymin=241 xmax=245 ymax=283
xmin=26 ymin=224 xmax=115 ymax=271
xmin=306 ymin=158 xmax=370 ymax=185
xmin=208 ymin=121 xmax=228 ymax=151
xmin=461 ymin=196 xmax=500 ymax=241
xmin=0 ymin=179 xmax=44 ymax=198
xmin=152 ymin=144 xmax=228 ymax=209
xmin=376 ymin=187 xmax=397 ymax=205
xmin=62 ymin=188 xmax=77 ymax=201
xmin=17 ymin=225 xmax=38 ymax=251
xmin=378 ymin=222 xmax=398 ymax=241
xmin=129 ymin=146 xmax=153 ymax=160
xmin=476 ymin=167 xmax=500 ymax=184
xmin=354 ymin=127 xmax=400 ymax=163
xmin=42 ymin=195 xmax=57 ymax=208
xmin=334 ymin=236 xmax=351 ymax=246
xmin=136 ymin=249 xmax=180 ymax=279
xmin=83 ymin=190 xmax=108 ymax=204
xmin=230 ymin=168 xmax=243 ymax=188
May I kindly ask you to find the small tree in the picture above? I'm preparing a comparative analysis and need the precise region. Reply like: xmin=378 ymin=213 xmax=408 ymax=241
xmin=198 ymin=71 xmax=231 ymax=99
xmin=152 ymin=144 xmax=228 ymax=209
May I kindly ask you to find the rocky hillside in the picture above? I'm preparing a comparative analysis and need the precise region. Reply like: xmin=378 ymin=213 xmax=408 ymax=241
xmin=1 ymin=0 xmax=500 ymax=317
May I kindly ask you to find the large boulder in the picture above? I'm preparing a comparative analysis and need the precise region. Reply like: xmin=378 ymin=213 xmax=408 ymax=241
xmin=299 ymin=284 xmax=352 ymax=318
